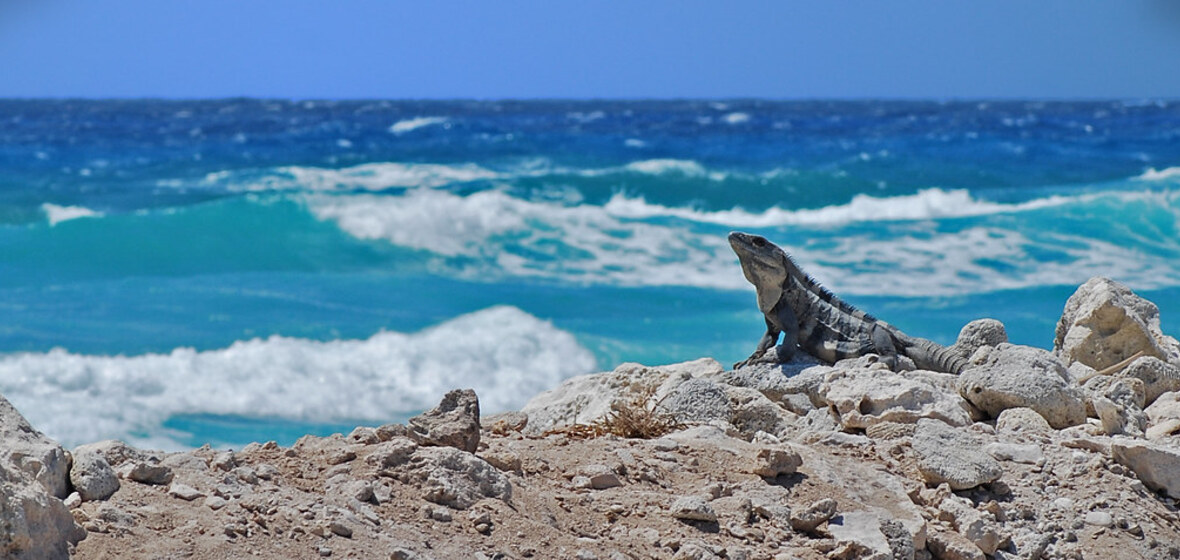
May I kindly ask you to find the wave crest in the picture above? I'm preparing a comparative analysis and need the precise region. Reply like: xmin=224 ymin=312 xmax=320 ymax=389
xmin=0 ymin=306 xmax=596 ymax=449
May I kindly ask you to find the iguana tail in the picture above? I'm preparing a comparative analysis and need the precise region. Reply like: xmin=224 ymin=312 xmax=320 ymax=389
xmin=899 ymin=335 xmax=969 ymax=374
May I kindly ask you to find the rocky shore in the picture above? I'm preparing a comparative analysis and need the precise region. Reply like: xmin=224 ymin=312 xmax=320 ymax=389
xmin=5 ymin=276 xmax=1180 ymax=560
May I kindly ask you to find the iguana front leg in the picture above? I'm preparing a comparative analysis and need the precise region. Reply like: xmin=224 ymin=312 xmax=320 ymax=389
xmin=733 ymin=303 xmax=799 ymax=369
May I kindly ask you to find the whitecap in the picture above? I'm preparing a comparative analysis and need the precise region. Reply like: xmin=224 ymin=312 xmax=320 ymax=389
xmin=723 ymin=112 xmax=750 ymax=125
xmin=0 ymin=306 xmax=596 ymax=449
xmin=389 ymin=116 xmax=448 ymax=134
xmin=212 ymin=162 xmax=500 ymax=192
xmin=41 ymin=203 xmax=103 ymax=226
xmin=1137 ymin=167 xmax=1180 ymax=181
xmin=602 ymin=188 xmax=1075 ymax=227
xmin=622 ymin=159 xmax=709 ymax=177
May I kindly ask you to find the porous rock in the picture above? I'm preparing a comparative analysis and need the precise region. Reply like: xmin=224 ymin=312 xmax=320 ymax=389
xmin=926 ymin=527 xmax=985 ymax=560
xmin=669 ymin=496 xmax=717 ymax=523
xmin=118 ymin=462 xmax=174 ymax=486
xmin=401 ymin=446 xmax=512 ymax=509
xmin=0 ymin=393 xmax=85 ymax=559
xmin=1110 ymin=440 xmax=1180 ymax=498
xmin=1115 ymin=356 xmax=1180 ymax=405
xmin=958 ymin=343 xmax=1086 ymax=428
xmin=724 ymin=386 xmax=795 ymax=437
xmin=0 ymin=394 xmax=71 ymax=499
xmin=788 ymin=498 xmax=837 ymax=533
xmin=949 ymin=318 xmax=1008 ymax=358
xmin=408 ymin=389 xmax=481 ymax=453
xmin=69 ymin=448 xmax=120 ymax=502
xmin=1054 ymin=276 xmax=1180 ymax=370
xmin=913 ymin=419 xmax=1002 ymax=490
xmin=938 ymin=496 xmax=1000 ymax=555
xmin=994 ymin=407 xmax=1052 ymax=434
xmin=1083 ymin=376 xmax=1148 ymax=437
xmin=1145 ymin=391 xmax=1180 ymax=440
xmin=660 ymin=378 xmax=731 ymax=424
xmin=826 ymin=511 xmax=893 ymax=560
xmin=520 ymin=359 xmax=724 ymax=435
xmin=819 ymin=367 xmax=972 ymax=429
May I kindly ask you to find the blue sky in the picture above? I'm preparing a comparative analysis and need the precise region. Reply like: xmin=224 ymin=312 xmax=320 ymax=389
xmin=2 ymin=1 xmax=1179 ymax=99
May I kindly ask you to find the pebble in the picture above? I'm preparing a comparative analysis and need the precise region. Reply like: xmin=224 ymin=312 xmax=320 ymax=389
xmin=168 ymin=483 xmax=205 ymax=501
xmin=1084 ymin=511 xmax=1114 ymax=527
xmin=318 ymin=546 xmax=332 ymax=557
xmin=669 ymin=496 xmax=717 ymax=523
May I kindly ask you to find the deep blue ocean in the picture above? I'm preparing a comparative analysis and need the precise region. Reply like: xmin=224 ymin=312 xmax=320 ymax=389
xmin=2 ymin=99 xmax=1180 ymax=449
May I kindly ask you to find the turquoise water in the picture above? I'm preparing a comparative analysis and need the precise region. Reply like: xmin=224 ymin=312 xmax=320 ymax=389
xmin=2 ymin=99 xmax=1179 ymax=449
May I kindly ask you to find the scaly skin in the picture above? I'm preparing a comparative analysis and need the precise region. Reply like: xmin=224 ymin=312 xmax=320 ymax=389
xmin=729 ymin=231 xmax=967 ymax=374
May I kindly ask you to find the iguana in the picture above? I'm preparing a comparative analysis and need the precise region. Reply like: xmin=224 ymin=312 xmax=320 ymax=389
xmin=729 ymin=231 xmax=967 ymax=374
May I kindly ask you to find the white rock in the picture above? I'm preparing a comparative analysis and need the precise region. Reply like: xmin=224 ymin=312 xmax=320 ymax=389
xmin=958 ymin=344 xmax=1086 ymax=428
xmin=950 ymin=318 xmax=1009 ymax=358
xmin=913 ymin=419 xmax=1003 ymax=490
xmin=1145 ymin=391 xmax=1180 ymax=440
xmin=401 ymin=447 xmax=512 ymax=509
xmin=819 ymin=367 xmax=973 ymax=429
xmin=0 ymin=394 xmax=71 ymax=499
xmin=994 ymin=407 xmax=1052 ymax=434
xmin=1111 ymin=440 xmax=1180 ymax=498
xmin=985 ymin=443 xmax=1044 ymax=465
xmin=408 ymin=389 xmax=481 ymax=453
xmin=1117 ymin=356 xmax=1180 ymax=405
xmin=167 ymin=483 xmax=205 ymax=501
xmin=69 ymin=448 xmax=120 ymax=502
xmin=826 ymin=511 xmax=893 ymax=559
xmin=1054 ymin=277 xmax=1180 ymax=371
xmin=1084 ymin=511 xmax=1114 ymax=527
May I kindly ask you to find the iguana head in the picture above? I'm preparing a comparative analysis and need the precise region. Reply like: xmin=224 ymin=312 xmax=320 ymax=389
xmin=728 ymin=231 xmax=789 ymax=314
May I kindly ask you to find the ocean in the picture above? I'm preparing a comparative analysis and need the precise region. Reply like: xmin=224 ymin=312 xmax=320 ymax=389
xmin=2 ymin=99 xmax=1179 ymax=450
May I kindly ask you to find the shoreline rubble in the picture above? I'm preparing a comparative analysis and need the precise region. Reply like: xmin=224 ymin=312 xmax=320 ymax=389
xmin=3 ymin=276 xmax=1180 ymax=559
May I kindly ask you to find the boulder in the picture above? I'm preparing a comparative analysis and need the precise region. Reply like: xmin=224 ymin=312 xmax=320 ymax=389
xmin=994 ymin=407 xmax=1052 ymax=434
xmin=69 ymin=449 xmax=119 ymax=503
xmin=957 ymin=344 xmax=1086 ymax=429
xmin=949 ymin=318 xmax=1008 ymax=359
xmin=408 ymin=389 xmax=481 ymax=453
xmin=660 ymin=379 xmax=731 ymax=424
xmin=819 ymin=367 xmax=973 ymax=429
xmin=913 ymin=419 xmax=1002 ymax=490
xmin=0 ymin=393 xmax=86 ymax=559
xmin=400 ymin=447 xmax=512 ymax=509
xmin=1054 ymin=277 xmax=1180 ymax=370
xmin=1111 ymin=440 xmax=1180 ymax=498
xmin=0 ymin=394 xmax=71 ymax=499
xmin=826 ymin=511 xmax=894 ymax=559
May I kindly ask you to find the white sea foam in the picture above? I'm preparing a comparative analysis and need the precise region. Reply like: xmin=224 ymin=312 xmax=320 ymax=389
xmin=305 ymin=187 xmax=1180 ymax=298
xmin=389 ymin=116 xmax=448 ymax=134
xmin=1137 ymin=167 xmax=1180 ymax=181
xmin=723 ymin=112 xmax=750 ymax=125
xmin=41 ymin=203 xmax=103 ymax=226
xmin=602 ymin=188 xmax=1075 ymax=227
xmin=622 ymin=159 xmax=708 ymax=176
xmin=0 ymin=306 xmax=596 ymax=449
xmin=305 ymin=190 xmax=746 ymax=289
xmin=211 ymin=162 xmax=500 ymax=192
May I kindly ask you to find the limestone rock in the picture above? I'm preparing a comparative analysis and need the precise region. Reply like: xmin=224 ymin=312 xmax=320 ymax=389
xmin=73 ymin=440 xmax=146 ymax=470
xmin=367 ymin=437 xmax=419 ymax=469
xmin=0 ymin=394 xmax=71 ymax=499
xmin=938 ymin=496 xmax=1000 ymax=555
xmin=0 ymin=393 xmax=85 ymax=559
xmin=1145 ymin=391 xmax=1180 ymax=440
xmin=949 ymin=318 xmax=1008 ymax=358
xmin=827 ymin=511 xmax=894 ymax=560
xmin=659 ymin=378 xmax=731 ymax=425
xmin=1054 ymin=277 xmax=1180 ymax=370
xmin=724 ymin=386 xmax=795 ymax=437
xmin=984 ymin=443 xmax=1043 ymax=465
xmin=408 ymin=389 xmax=481 ymax=453
xmin=927 ymin=527 xmax=985 ymax=560
xmin=118 ymin=462 xmax=174 ymax=486
xmin=958 ymin=344 xmax=1086 ymax=428
xmin=994 ymin=407 xmax=1052 ymax=434
xmin=820 ymin=367 xmax=973 ymax=429
xmin=913 ymin=419 xmax=1002 ymax=490
xmin=69 ymin=448 xmax=120 ymax=502
xmin=520 ymin=359 xmax=723 ymax=435
xmin=788 ymin=498 xmax=837 ymax=533
xmin=1115 ymin=356 xmax=1180 ymax=405
xmin=402 ymin=447 xmax=512 ymax=509
xmin=669 ymin=496 xmax=717 ymax=523
xmin=1110 ymin=440 xmax=1180 ymax=498
xmin=747 ymin=446 xmax=801 ymax=478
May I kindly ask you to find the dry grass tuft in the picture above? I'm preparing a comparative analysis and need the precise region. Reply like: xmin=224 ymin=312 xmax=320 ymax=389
xmin=547 ymin=383 xmax=682 ymax=440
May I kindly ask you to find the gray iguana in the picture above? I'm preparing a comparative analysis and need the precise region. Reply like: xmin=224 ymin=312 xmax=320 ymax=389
xmin=729 ymin=231 xmax=967 ymax=373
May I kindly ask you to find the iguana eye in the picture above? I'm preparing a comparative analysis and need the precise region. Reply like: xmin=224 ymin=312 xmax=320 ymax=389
xmin=753 ymin=237 xmax=766 ymax=247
